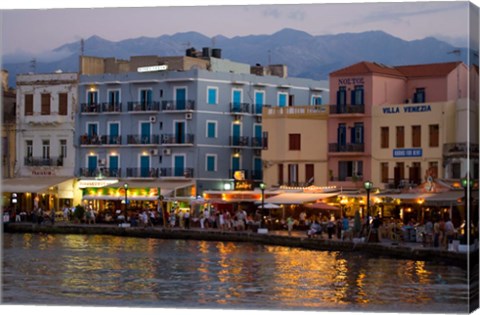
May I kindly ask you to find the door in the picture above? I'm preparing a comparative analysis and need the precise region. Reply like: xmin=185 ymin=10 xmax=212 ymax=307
xmin=175 ymin=121 xmax=186 ymax=144
xmin=176 ymin=88 xmax=186 ymax=110
xmin=254 ymin=157 xmax=262 ymax=180
xmin=337 ymin=124 xmax=347 ymax=150
xmin=87 ymin=155 xmax=98 ymax=177
xmin=232 ymin=156 xmax=240 ymax=172
xmin=232 ymin=123 xmax=241 ymax=146
xmin=109 ymin=122 xmax=119 ymax=144
xmin=174 ymin=155 xmax=185 ymax=176
xmin=254 ymin=125 xmax=262 ymax=147
xmin=109 ymin=155 xmax=119 ymax=177
xmin=233 ymin=90 xmax=242 ymax=111
xmin=255 ymin=91 xmax=264 ymax=114
xmin=140 ymin=155 xmax=150 ymax=177
xmin=141 ymin=122 xmax=151 ymax=144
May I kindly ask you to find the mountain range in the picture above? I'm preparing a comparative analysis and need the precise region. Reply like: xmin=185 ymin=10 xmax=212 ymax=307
xmin=2 ymin=28 xmax=475 ymax=88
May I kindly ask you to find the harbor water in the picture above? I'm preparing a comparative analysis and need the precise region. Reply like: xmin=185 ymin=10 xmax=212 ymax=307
xmin=1 ymin=233 xmax=469 ymax=312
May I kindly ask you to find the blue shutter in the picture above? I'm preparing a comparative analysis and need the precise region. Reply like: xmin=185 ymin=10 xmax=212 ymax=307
xmin=207 ymin=122 xmax=216 ymax=138
xmin=207 ymin=156 xmax=215 ymax=171
xmin=208 ymin=88 xmax=216 ymax=105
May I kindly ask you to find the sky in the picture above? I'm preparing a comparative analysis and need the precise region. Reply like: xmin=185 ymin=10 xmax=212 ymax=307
xmin=0 ymin=0 xmax=479 ymax=58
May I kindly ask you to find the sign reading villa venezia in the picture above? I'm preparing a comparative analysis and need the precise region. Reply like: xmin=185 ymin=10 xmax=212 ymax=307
xmin=382 ymin=104 xmax=432 ymax=114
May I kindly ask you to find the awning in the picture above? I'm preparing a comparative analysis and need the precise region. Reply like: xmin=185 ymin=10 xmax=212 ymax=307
xmin=1 ymin=177 xmax=74 ymax=193
xmin=82 ymin=195 xmax=160 ymax=201
xmin=257 ymin=203 xmax=282 ymax=209
xmin=305 ymin=202 xmax=341 ymax=211
xmin=265 ymin=192 xmax=339 ymax=204
xmin=104 ymin=180 xmax=195 ymax=195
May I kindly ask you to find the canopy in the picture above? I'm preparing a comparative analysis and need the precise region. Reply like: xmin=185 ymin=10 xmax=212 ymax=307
xmin=1 ymin=177 xmax=74 ymax=193
xmin=305 ymin=202 xmax=341 ymax=211
xmin=264 ymin=192 xmax=339 ymax=204
xmin=257 ymin=203 xmax=282 ymax=209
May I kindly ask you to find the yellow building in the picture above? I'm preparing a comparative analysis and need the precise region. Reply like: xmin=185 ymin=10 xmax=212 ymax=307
xmin=371 ymin=101 xmax=457 ymax=189
xmin=262 ymin=105 xmax=329 ymax=188
xmin=1 ymin=70 xmax=16 ymax=180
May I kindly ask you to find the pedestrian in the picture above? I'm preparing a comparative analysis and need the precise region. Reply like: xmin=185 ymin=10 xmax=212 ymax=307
xmin=336 ymin=218 xmax=342 ymax=239
xmin=299 ymin=211 xmax=306 ymax=227
xmin=327 ymin=219 xmax=335 ymax=239
xmin=218 ymin=211 xmax=225 ymax=231
xmin=445 ymin=218 xmax=455 ymax=249
xmin=287 ymin=216 xmax=294 ymax=236
xmin=184 ymin=210 xmax=190 ymax=229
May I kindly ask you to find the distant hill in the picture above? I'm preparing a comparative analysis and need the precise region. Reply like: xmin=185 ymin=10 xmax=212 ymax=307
xmin=2 ymin=28 xmax=474 ymax=88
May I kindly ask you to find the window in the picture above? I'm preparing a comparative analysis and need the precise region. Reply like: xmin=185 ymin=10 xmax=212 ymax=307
xmin=278 ymin=92 xmax=288 ymax=107
xmin=25 ymin=94 xmax=33 ymax=115
xmin=42 ymin=140 xmax=50 ymax=159
xmin=254 ymin=91 xmax=265 ymax=114
xmin=451 ymin=163 xmax=461 ymax=179
xmin=413 ymin=88 xmax=425 ymax=103
xmin=278 ymin=163 xmax=284 ymax=185
xmin=381 ymin=127 xmax=389 ymax=148
xmin=59 ymin=93 xmax=68 ymax=115
xmin=352 ymin=123 xmax=364 ymax=144
xmin=311 ymin=95 xmax=322 ymax=105
xmin=396 ymin=126 xmax=405 ymax=148
xmin=394 ymin=162 xmax=405 ymax=187
xmin=410 ymin=162 xmax=422 ymax=184
xmin=429 ymin=124 xmax=439 ymax=147
xmin=412 ymin=125 xmax=421 ymax=147
xmin=338 ymin=160 xmax=363 ymax=181
xmin=206 ymin=121 xmax=217 ymax=138
xmin=337 ymin=86 xmax=346 ymax=105
xmin=428 ymin=161 xmax=438 ymax=179
xmin=305 ymin=164 xmax=314 ymax=184
xmin=60 ymin=140 xmax=67 ymax=158
xmin=206 ymin=154 xmax=216 ymax=172
xmin=381 ymin=162 xmax=389 ymax=183
xmin=140 ymin=89 xmax=152 ymax=106
xmin=26 ymin=140 xmax=33 ymax=157
xmin=351 ymin=85 xmax=364 ymax=105
xmin=289 ymin=134 xmax=301 ymax=151
xmin=207 ymin=87 xmax=218 ymax=105
xmin=41 ymin=93 xmax=51 ymax=115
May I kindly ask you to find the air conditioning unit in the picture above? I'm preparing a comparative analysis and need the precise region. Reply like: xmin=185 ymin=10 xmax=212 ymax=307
xmin=150 ymin=116 xmax=157 ymax=123
xmin=185 ymin=112 xmax=193 ymax=120
xmin=150 ymin=149 xmax=159 ymax=155
xmin=162 ymin=148 xmax=172 ymax=155
xmin=98 ymin=159 xmax=106 ymax=166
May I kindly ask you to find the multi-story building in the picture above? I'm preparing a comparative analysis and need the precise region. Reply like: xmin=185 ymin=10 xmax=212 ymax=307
xmin=4 ymin=72 xmax=79 ymax=213
xmin=77 ymin=50 xmax=329 ymax=206
xmin=1 ymin=70 xmax=16 ymax=180
xmin=261 ymin=105 xmax=330 ymax=187
xmin=328 ymin=61 xmax=478 ymax=189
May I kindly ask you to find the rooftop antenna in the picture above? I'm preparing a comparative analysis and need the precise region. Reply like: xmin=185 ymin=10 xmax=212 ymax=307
xmin=268 ymin=49 xmax=271 ymax=65
xmin=211 ymin=36 xmax=216 ymax=48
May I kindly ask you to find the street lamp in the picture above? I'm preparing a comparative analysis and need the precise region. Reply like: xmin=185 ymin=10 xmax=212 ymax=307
xmin=123 ymin=183 xmax=128 ymax=216
xmin=461 ymin=175 xmax=473 ymax=242
xmin=363 ymin=180 xmax=373 ymax=237
xmin=259 ymin=182 xmax=266 ymax=228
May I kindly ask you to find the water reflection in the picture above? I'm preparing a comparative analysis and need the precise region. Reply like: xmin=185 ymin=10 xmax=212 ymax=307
xmin=2 ymin=233 xmax=468 ymax=312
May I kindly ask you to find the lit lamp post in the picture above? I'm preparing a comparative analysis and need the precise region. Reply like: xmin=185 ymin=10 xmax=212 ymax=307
xmin=259 ymin=182 xmax=266 ymax=228
xmin=123 ymin=183 xmax=128 ymax=217
xmin=461 ymin=175 xmax=473 ymax=243
xmin=363 ymin=180 xmax=373 ymax=238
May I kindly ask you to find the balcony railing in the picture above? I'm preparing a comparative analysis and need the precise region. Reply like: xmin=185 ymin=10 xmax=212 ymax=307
xmin=101 ymin=102 xmax=122 ymax=113
xmin=126 ymin=168 xmax=160 ymax=178
xmin=230 ymin=136 xmax=250 ymax=147
xmin=80 ymin=135 xmax=122 ymax=145
xmin=127 ymin=135 xmax=160 ymax=145
xmin=230 ymin=102 xmax=250 ymax=114
xmin=160 ymin=167 xmax=194 ymax=178
xmin=329 ymin=104 xmax=365 ymax=114
xmin=80 ymin=103 xmax=123 ymax=113
xmin=25 ymin=156 xmax=63 ymax=166
xmin=161 ymin=134 xmax=195 ymax=145
xmin=328 ymin=143 xmax=365 ymax=152
xmin=127 ymin=102 xmax=160 ymax=112
xmin=80 ymin=103 xmax=101 ymax=113
xmin=251 ymin=137 xmax=263 ymax=148
xmin=78 ymin=167 xmax=122 ymax=177
xmin=252 ymin=104 xmax=267 ymax=115
xmin=161 ymin=100 xmax=195 ymax=111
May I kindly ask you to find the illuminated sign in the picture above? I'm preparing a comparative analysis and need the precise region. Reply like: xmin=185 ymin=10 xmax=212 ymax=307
xmin=383 ymin=105 xmax=431 ymax=114
xmin=32 ymin=169 xmax=55 ymax=176
xmin=137 ymin=65 xmax=168 ymax=73
xmin=78 ymin=179 xmax=119 ymax=188
xmin=393 ymin=148 xmax=423 ymax=158
xmin=234 ymin=180 xmax=254 ymax=191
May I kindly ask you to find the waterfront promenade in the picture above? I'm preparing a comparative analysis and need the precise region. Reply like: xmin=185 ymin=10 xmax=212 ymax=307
xmin=3 ymin=221 xmax=474 ymax=267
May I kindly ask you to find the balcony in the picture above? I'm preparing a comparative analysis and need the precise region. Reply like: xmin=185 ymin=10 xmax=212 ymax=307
xmin=230 ymin=102 xmax=250 ymax=114
xmin=101 ymin=102 xmax=122 ymax=113
xmin=127 ymin=135 xmax=160 ymax=145
xmin=252 ymin=104 xmax=265 ymax=115
xmin=329 ymin=104 xmax=365 ymax=114
xmin=80 ymin=135 xmax=122 ymax=145
xmin=161 ymin=134 xmax=194 ymax=145
xmin=126 ymin=168 xmax=160 ymax=178
xmin=161 ymin=100 xmax=195 ymax=111
xmin=251 ymin=137 xmax=263 ymax=148
xmin=80 ymin=103 xmax=101 ymax=113
xmin=78 ymin=167 xmax=122 ymax=177
xmin=443 ymin=142 xmax=479 ymax=157
xmin=25 ymin=156 xmax=63 ymax=167
xmin=127 ymin=102 xmax=160 ymax=112
xmin=160 ymin=167 xmax=194 ymax=178
xmin=328 ymin=143 xmax=365 ymax=153
xmin=230 ymin=136 xmax=250 ymax=147
xmin=80 ymin=103 xmax=123 ymax=113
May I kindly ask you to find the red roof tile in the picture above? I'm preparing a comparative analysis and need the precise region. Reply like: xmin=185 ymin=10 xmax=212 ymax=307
xmin=395 ymin=61 xmax=461 ymax=78
xmin=330 ymin=61 xmax=403 ymax=77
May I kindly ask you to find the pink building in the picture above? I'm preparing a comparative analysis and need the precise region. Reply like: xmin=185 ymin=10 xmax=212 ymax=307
xmin=327 ymin=61 xmax=476 ymax=189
